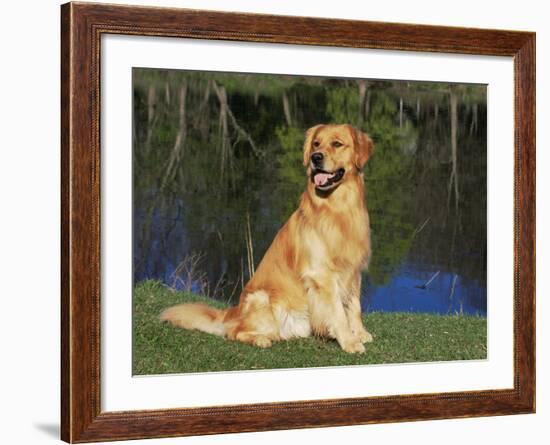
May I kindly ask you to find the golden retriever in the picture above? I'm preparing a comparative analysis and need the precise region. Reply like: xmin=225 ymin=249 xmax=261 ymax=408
xmin=160 ymin=124 xmax=374 ymax=353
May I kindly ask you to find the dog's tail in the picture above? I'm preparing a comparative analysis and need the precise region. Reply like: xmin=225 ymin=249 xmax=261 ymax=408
xmin=159 ymin=303 xmax=227 ymax=337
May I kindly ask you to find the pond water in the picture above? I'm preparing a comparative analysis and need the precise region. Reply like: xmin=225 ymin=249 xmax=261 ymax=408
xmin=133 ymin=69 xmax=487 ymax=316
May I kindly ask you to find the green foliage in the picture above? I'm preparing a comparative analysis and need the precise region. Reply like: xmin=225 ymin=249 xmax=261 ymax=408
xmin=326 ymin=86 xmax=360 ymax=125
xmin=360 ymin=93 xmax=418 ymax=284
xmin=274 ymin=125 xmax=308 ymax=218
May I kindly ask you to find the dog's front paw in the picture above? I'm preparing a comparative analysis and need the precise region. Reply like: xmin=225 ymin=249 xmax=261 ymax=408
xmin=342 ymin=340 xmax=366 ymax=354
xmin=358 ymin=329 xmax=374 ymax=343
xmin=254 ymin=335 xmax=272 ymax=348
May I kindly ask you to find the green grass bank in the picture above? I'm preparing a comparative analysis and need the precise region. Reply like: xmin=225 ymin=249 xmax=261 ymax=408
xmin=133 ymin=280 xmax=487 ymax=375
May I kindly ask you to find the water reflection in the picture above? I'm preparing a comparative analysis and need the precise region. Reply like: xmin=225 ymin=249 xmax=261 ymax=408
xmin=133 ymin=68 xmax=487 ymax=316
xmin=363 ymin=266 xmax=486 ymax=315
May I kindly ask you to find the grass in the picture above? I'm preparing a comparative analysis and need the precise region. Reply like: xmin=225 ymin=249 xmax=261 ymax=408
xmin=133 ymin=280 xmax=487 ymax=375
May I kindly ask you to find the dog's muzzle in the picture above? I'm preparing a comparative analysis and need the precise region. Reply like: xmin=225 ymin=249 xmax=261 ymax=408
xmin=312 ymin=167 xmax=345 ymax=190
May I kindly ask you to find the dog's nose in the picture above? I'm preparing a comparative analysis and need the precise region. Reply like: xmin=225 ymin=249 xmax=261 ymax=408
xmin=311 ymin=152 xmax=324 ymax=166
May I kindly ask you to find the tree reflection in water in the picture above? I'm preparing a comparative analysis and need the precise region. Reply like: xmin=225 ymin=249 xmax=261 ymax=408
xmin=133 ymin=69 xmax=487 ymax=315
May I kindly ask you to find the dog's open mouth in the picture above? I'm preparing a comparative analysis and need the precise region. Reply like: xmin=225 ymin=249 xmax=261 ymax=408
xmin=312 ymin=168 xmax=345 ymax=190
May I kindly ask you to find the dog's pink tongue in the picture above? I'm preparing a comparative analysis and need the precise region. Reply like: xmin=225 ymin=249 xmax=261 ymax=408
xmin=314 ymin=172 xmax=333 ymax=186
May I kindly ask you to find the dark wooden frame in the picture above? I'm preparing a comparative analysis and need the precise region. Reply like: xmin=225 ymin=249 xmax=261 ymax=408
xmin=61 ymin=1 xmax=536 ymax=442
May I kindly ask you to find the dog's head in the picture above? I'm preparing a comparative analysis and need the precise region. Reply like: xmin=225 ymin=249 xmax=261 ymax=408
xmin=303 ymin=124 xmax=374 ymax=192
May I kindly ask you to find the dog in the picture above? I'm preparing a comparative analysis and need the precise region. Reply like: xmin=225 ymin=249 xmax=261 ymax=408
xmin=160 ymin=124 xmax=374 ymax=353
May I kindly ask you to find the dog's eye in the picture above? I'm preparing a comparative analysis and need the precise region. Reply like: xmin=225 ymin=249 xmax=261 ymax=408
xmin=332 ymin=141 xmax=343 ymax=148
xmin=313 ymin=140 xmax=320 ymax=148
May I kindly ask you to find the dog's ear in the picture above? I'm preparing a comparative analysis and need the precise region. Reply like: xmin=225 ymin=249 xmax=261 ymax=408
xmin=349 ymin=126 xmax=374 ymax=169
xmin=303 ymin=125 xmax=323 ymax=166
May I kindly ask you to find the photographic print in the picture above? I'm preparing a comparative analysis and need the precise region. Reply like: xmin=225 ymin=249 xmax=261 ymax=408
xmin=132 ymin=68 xmax=487 ymax=375
xmin=62 ymin=4 xmax=536 ymax=440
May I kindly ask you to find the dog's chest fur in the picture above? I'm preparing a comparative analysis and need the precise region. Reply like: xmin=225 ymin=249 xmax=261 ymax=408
xmin=303 ymin=197 xmax=370 ymax=271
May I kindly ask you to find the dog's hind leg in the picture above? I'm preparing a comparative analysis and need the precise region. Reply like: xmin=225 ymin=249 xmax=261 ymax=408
xmin=225 ymin=290 xmax=279 ymax=348
xmin=235 ymin=331 xmax=273 ymax=348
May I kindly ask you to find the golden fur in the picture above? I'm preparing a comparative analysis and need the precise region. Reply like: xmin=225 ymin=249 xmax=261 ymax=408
xmin=160 ymin=124 xmax=374 ymax=353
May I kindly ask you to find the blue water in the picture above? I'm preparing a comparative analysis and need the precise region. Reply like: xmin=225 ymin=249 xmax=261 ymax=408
xmin=362 ymin=265 xmax=486 ymax=316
